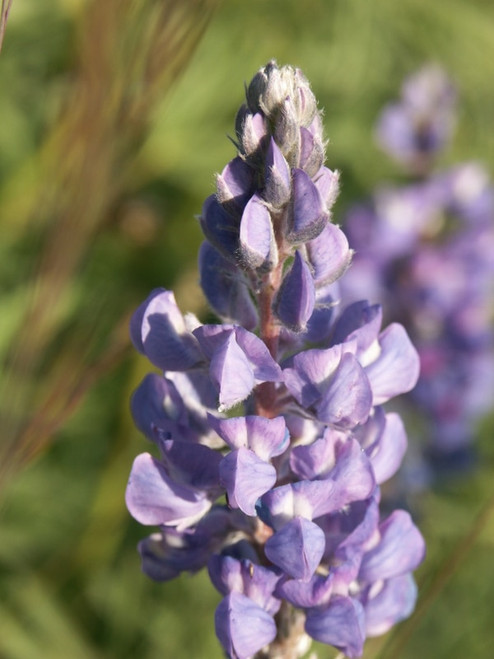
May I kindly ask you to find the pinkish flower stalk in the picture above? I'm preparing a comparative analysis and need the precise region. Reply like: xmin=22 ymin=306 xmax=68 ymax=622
xmin=126 ymin=61 xmax=425 ymax=659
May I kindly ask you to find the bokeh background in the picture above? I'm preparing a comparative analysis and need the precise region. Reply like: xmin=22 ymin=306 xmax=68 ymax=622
xmin=1 ymin=1 xmax=494 ymax=657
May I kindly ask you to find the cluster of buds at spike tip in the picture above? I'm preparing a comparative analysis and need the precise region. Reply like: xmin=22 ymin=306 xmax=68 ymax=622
xmin=203 ymin=60 xmax=343 ymax=337
xmin=126 ymin=61 xmax=425 ymax=659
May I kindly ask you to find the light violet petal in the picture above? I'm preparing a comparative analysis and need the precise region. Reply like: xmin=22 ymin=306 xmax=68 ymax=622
xmin=289 ymin=432 xmax=340 ymax=480
xmin=215 ymin=593 xmax=277 ymax=659
xmin=258 ymin=480 xmax=336 ymax=529
xmin=365 ymin=323 xmax=420 ymax=404
xmin=265 ymin=517 xmax=326 ymax=581
xmin=320 ymin=495 xmax=380 ymax=567
xmin=193 ymin=324 xmax=234 ymax=359
xmin=306 ymin=223 xmax=352 ymax=285
xmin=208 ymin=414 xmax=289 ymax=460
xmin=364 ymin=573 xmax=418 ymax=637
xmin=359 ymin=510 xmax=426 ymax=583
xmin=305 ymin=595 xmax=366 ymax=659
xmin=234 ymin=327 xmax=283 ymax=382
xmin=125 ymin=453 xmax=211 ymax=530
xmin=314 ymin=166 xmax=340 ymax=209
xmin=239 ymin=193 xmax=277 ymax=270
xmin=315 ymin=353 xmax=373 ymax=428
xmin=283 ymin=344 xmax=345 ymax=408
xmin=287 ymin=168 xmax=329 ymax=243
xmin=369 ymin=412 xmax=408 ymax=484
xmin=209 ymin=333 xmax=255 ymax=410
xmin=219 ymin=448 xmax=277 ymax=516
xmin=324 ymin=438 xmax=376 ymax=511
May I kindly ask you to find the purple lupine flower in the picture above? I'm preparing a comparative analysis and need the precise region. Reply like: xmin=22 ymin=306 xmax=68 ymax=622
xmin=342 ymin=68 xmax=494 ymax=478
xmin=126 ymin=61 xmax=425 ymax=658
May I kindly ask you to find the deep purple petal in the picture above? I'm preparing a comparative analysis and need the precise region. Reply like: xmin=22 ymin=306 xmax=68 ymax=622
xmin=287 ymin=168 xmax=329 ymax=243
xmin=239 ymin=193 xmax=277 ymax=270
xmin=364 ymin=323 xmax=420 ymax=405
xmin=359 ymin=510 xmax=426 ymax=583
xmin=138 ymin=530 xmax=211 ymax=581
xmin=159 ymin=439 xmax=222 ymax=491
xmin=130 ymin=290 xmax=156 ymax=353
xmin=219 ymin=448 xmax=277 ymax=516
xmin=305 ymin=595 xmax=366 ymax=658
xmin=131 ymin=289 xmax=203 ymax=371
xmin=199 ymin=241 xmax=258 ymax=330
xmin=363 ymin=573 xmax=418 ymax=637
xmin=274 ymin=251 xmax=315 ymax=332
xmin=199 ymin=194 xmax=240 ymax=260
xmin=215 ymin=593 xmax=277 ymax=659
xmin=125 ymin=453 xmax=211 ymax=530
xmin=265 ymin=517 xmax=326 ymax=580
xmin=208 ymin=414 xmax=289 ymax=460
xmin=208 ymin=555 xmax=281 ymax=615
xmin=130 ymin=373 xmax=186 ymax=441
xmin=216 ymin=156 xmax=255 ymax=213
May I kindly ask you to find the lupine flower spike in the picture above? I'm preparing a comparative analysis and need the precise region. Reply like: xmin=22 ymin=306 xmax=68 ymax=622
xmin=126 ymin=61 xmax=425 ymax=659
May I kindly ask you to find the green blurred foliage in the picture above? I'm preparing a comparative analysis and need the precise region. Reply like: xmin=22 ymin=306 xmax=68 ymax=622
xmin=0 ymin=0 xmax=493 ymax=657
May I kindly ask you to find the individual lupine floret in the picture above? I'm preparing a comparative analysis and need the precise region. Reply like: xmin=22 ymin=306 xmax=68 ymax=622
xmin=126 ymin=61 xmax=425 ymax=659
xmin=376 ymin=64 xmax=457 ymax=174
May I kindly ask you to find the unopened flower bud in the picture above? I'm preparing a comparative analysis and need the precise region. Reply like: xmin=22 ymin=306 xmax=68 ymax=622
xmin=274 ymin=250 xmax=315 ymax=331
xmin=264 ymin=137 xmax=291 ymax=208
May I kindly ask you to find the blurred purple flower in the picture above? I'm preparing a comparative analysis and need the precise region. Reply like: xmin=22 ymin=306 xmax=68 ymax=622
xmin=342 ymin=68 xmax=494 ymax=475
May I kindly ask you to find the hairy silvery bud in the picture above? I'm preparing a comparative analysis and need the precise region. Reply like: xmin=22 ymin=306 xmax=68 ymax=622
xmin=246 ymin=61 xmax=318 ymax=127
xmin=299 ymin=127 xmax=325 ymax=177
xmin=237 ymin=110 xmax=268 ymax=157
xmin=274 ymin=97 xmax=301 ymax=162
